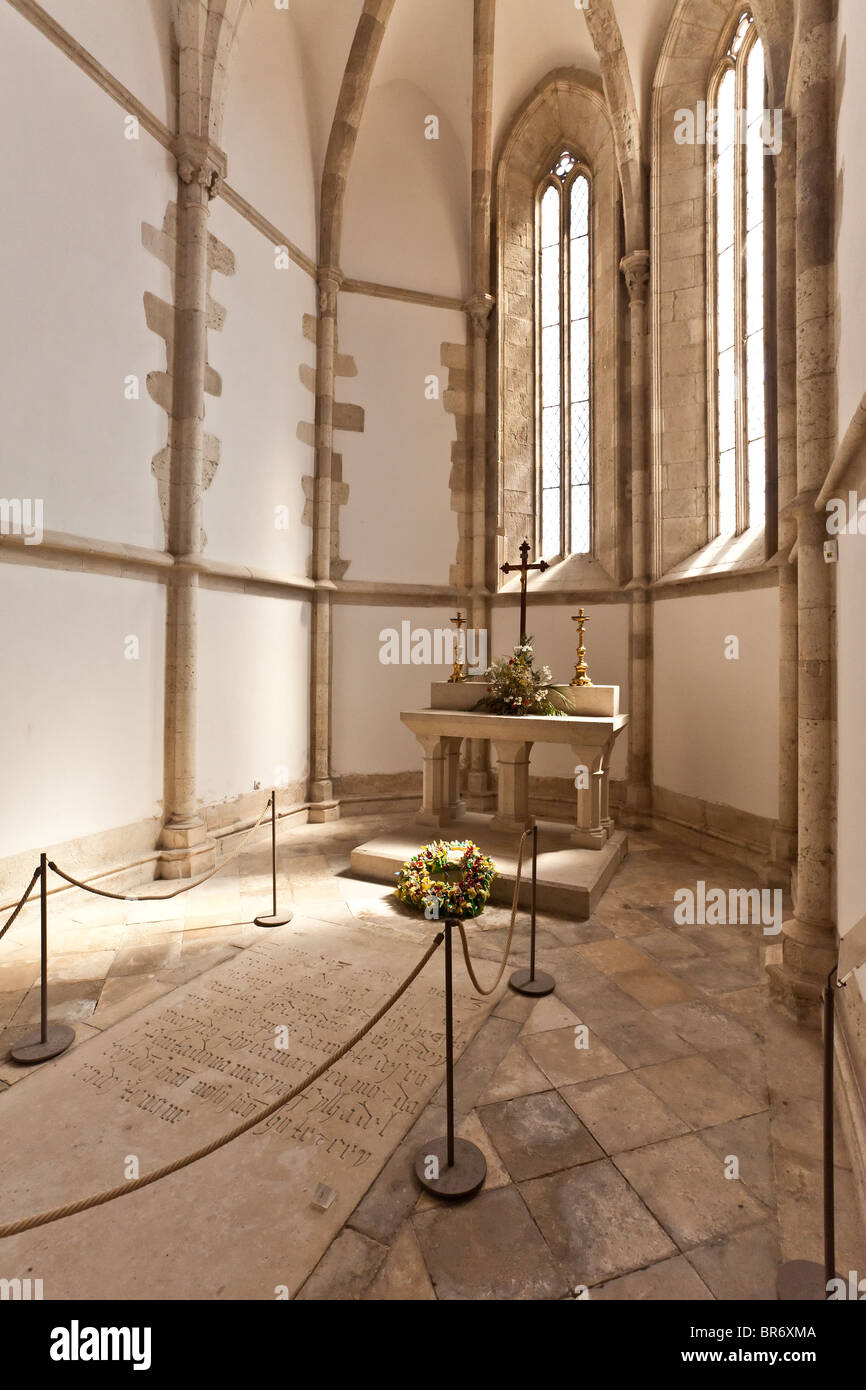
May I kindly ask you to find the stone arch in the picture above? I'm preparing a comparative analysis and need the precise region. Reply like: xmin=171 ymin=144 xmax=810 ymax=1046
xmin=581 ymin=0 xmax=647 ymax=254
xmin=494 ymin=69 xmax=627 ymax=585
xmin=175 ymin=0 xmax=251 ymax=147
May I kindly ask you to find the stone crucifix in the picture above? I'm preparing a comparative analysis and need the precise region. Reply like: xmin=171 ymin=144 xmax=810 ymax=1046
xmin=500 ymin=539 xmax=549 ymax=645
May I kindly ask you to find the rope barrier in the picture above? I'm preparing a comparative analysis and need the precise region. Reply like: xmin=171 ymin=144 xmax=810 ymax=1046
xmin=0 ymin=864 xmax=41 ymax=946
xmin=0 ymin=931 xmax=444 ymax=1240
xmin=455 ymin=829 xmax=529 ymax=996
xmin=48 ymin=794 xmax=274 ymax=903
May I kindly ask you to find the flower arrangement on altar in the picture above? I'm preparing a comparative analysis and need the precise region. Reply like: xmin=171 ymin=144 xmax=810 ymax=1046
xmin=395 ymin=840 xmax=496 ymax=919
xmin=473 ymin=638 xmax=568 ymax=717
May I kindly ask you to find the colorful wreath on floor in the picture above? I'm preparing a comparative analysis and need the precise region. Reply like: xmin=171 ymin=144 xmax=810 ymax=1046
xmin=394 ymin=840 xmax=496 ymax=919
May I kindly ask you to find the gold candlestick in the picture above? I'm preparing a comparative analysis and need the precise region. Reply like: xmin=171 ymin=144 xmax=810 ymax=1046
xmin=448 ymin=611 xmax=466 ymax=682
xmin=570 ymin=609 xmax=593 ymax=687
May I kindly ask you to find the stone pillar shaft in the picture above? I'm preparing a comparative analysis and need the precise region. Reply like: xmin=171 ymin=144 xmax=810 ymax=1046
xmin=769 ymin=0 xmax=837 ymax=1020
xmin=159 ymin=136 xmax=225 ymax=875
xmin=621 ymin=251 xmax=652 ymax=818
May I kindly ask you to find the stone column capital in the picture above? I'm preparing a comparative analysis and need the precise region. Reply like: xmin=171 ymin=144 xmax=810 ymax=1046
xmin=317 ymin=265 xmax=344 ymax=316
xmin=464 ymin=292 xmax=496 ymax=336
xmin=620 ymin=250 xmax=650 ymax=305
xmin=174 ymin=134 xmax=227 ymax=199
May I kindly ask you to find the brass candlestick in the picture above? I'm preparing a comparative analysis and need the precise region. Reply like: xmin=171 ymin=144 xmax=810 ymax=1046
xmin=570 ymin=609 xmax=593 ymax=687
xmin=448 ymin=611 xmax=466 ymax=682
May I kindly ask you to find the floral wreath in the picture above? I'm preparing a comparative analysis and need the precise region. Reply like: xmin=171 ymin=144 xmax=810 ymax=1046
xmin=394 ymin=840 xmax=496 ymax=919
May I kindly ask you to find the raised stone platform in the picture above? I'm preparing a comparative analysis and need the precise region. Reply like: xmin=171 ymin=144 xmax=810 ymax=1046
xmin=350 ymin=813 xmax=628 ymax=920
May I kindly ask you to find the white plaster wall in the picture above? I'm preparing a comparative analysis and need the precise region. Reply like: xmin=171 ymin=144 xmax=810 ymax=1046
xmin=0 ymin=567 xmax=165 ymax=859
xmin=205 ymin=200 xmax=315 ymax=580
xmin=836 ymin=530 xmax=866 ymax=1001
xmin=491 ymin=602 xmax=630 ymax=781
xmin=0 ymin=4 xmax=173 ymax=551
xmin=836 ymin=0 xmax=866 ymax=438
xmin=492 ymin=0 xmax=598 ymax=152
xmin=220 ymin=1 xmax=317 ymax=259
xmin=343 ymin=91 xmax=469 ymax=297
xmin=338 ymin=296 xmax=462 ymax=585
xmin=36 ymin=0 xmax=175 ymax=128
xmin=196 ymin=589 xmax=310 ymax=807
xmin=331 ymin=605 xmax=456 ymax=777
xmin=653 ymin=587 xmax=779 ymax=819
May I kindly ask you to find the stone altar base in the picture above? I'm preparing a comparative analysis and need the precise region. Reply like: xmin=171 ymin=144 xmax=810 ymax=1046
xmin=350 ymin=814 xmax=628 ymax=920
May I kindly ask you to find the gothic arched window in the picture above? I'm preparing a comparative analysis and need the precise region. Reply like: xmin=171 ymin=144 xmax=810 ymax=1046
xmin=537 ymin=149 xmax=592 ymax=560
xmin=709 ymin=10 xmax=768 ymax=536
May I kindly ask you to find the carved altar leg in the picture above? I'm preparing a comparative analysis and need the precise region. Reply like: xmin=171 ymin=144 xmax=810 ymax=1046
xmin=571 ymin=742 xmax=609 ymax=850
xmin=416 ymin=736 xmax=465 ymax=828
xmin=491 ymin=740 xmax=534 ymax=834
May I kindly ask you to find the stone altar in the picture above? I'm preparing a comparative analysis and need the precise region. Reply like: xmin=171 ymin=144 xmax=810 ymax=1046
xmin=401 ymin=707 xmax=628 ymax=850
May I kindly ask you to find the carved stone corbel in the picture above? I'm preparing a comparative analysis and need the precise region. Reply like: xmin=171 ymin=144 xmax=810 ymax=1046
xmin=174 ymin=134 xmax=228 ymax=200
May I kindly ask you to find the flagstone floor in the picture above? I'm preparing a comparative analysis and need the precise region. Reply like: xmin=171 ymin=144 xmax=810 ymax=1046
xmin=1 ymin=811 xmax=864 ymax=1299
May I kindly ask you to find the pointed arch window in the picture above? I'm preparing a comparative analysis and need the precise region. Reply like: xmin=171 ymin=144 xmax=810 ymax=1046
xmin=537 ymin=149 xmax=592 ymax=559
xmin=709 ymin=10 xmax=769 ymax=536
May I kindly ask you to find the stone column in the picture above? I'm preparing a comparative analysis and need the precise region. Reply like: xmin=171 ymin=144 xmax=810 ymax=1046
xmin=770 ymin=115 xmax=799 ymax=880
xmin=464 ymin=0 xmax=497 ymax=814
xmin=768 ymin=0 xmax=837 ymax=1023
xmin=158 ymin=135 xmax=226 ymax=878
xmin=620 ymin=250 xmax=652 ymax=823
xmin=491 ymin=740 xmax=534 ymax=834
xmin=416 ymin=736 xmax=466 ymax=828
xmin=308 ymin=266 xmax=343 ymax=822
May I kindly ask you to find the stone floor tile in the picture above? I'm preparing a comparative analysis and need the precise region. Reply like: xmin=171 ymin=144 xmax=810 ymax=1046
xmin=362 ymin=1222 xmax=435 ymax=1301
xmin=413 ymin=1186 xmax=568 ymax=1301
xmin=697 ymin=1110 xmax=775 ymax=1209
xmin=653 ymin=999 xmax=759 ymax=1053
xmin=613 ymin=1134 xmax=771 ymax=1248
xmin=294 ymin=1228 xmax=387 ymax=1301
xmin=635 ymin=1054 xmax=766 ymax=1129
xmin=108 ymin=940 xmax=183 ymax=978
xmin=592 ymin=1254 xmax=714 ymax=1301
xmin=431 ymin=1015 xmax=521 ymax=1113
xmin=580 ymin=1012 xmax=696 ymax=1069
xmin=520 ymin=1158 xmax=677 ymax=1287
xmin=479 ymin=1040 xmax=553 ymax=1104
xmin=685 ymin=1223 xmax=781 ymax=1300
xmin=670 ymin=956 xmax=763 ymax=995
xmin=45 ymin=950 xmax=117 ymax=984
xmin=561 ymin=1072 xmax=690 ymax=1154
xmin=478 ymin=1090 xmax=603 ymax=1181
xmin=706 ymin=1042 xmax=769 ymax=1105
xmin=523 ymin=1023 xmax=628 ymax=1086
xmin=630 ymin=929 xmax=705 ymax=964
xmin=348 ymin=1104 xmax=452 ymax=1245
xmin=520 ymin=994 xmax=582 ymax=1035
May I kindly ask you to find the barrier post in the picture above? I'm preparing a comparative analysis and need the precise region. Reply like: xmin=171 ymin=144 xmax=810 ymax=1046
xmin=11 ymin=855 xmax=75 ymax=1065
xmin=414 ymin=919 xmax=486 ymax=1199
xmin=509 ymin=825 xmax=554 ymax=996
xmin=254 ymin=792 xmax=293 ymax=928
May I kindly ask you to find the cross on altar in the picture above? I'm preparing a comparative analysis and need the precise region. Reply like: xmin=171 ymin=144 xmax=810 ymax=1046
xmin=501 ymin=539 xmax=548 ymax=644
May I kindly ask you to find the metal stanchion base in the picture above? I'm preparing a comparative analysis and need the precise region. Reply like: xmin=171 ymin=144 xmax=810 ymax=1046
xmin=10 ymin=1023 xmax=76 ymax=1065
xmin=509 ymin=967 xmax=555 ymax=997
xmin=414 ymin=1136 xmax=486 ymax=1200
xmin=254 ymin=912 xmax=293 ymax=928
xmin=777 ymin=1260 xmax=829 ymax=1301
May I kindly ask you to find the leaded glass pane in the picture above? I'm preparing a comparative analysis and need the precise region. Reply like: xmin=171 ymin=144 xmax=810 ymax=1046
xmin=570 ymin=234 xmax=589 ymax=320
xmin=541 ymin=406 xmax=561 ymax=488
xmin=716 ymin=145 xmax=735 ymax=251
xmin=540 ymin=184 xmax=559 ymax=249
xmin=717 ymin=245 xmax=735 ymax=352
xmin=571 ymin=174 xmax=589 ymax=236
xmin=745 ymin=227 xmax=764 ymax=335
xmin=719 ymin=449 xmax=737 ymax=534
xmin=746 ymin=330 xmax=765 ymax=441
xmin=540 ymin=244 xmax=560 ymax=328
xmin=571 ymin=484 xmax=590 ymax=556
xmin=571 ymin=401 xmax=590 ymax=485
xmin=570 ymin=317 xmax=590 ymax=405
xmin=748 ymin=437 xmax=766 ymax=528
xmin=746 ymin=36 xmax=765 ymax=125
xmin=718 ymin=346 xmax=736 ymax=455
xmin=541 ymin=325 xmax=561 ymax=407
xmin=716 ymin=68 xmax=736 ymax=152
xmin=542 ymin=488 xmax=561 ymax=558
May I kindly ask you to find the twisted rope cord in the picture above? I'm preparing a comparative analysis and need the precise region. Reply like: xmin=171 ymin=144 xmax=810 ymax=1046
xmin=455 ymin=829 xmax=529 ymax=996
xmin=48 ymin=795 xmax=274 ymax=903
xmin=0 ymin=931 xmax=444 ymax=1240
xmin=0 ymin=865 xmax=42 ymax=946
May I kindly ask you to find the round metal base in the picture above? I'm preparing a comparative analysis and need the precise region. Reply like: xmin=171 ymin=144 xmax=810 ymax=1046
xmin=10 ymin=1023 xmax=76 ymax=1065
xmin=509 ymin=967 xmax=555 ymax=997
xmin=414 ymin=1136 xmax=486 ymax=1200
xmin=254 ymin=912 xmax=293 ymax=928
xmin=777 ymin=1260 xmax=829 ymax=1301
